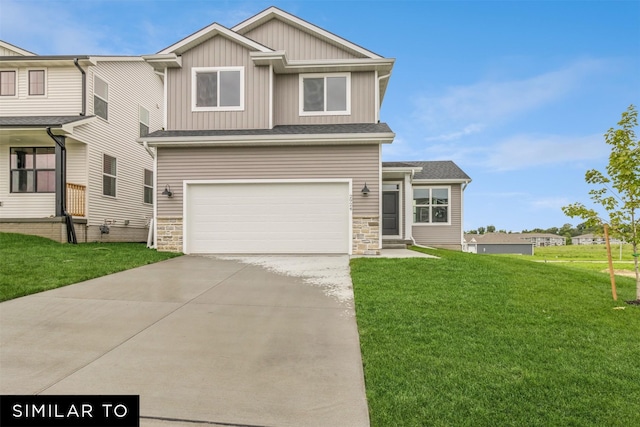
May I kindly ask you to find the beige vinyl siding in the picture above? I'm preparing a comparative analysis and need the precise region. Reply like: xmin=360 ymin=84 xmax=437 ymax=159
xmin=157 ymin=144 xmax=379 ymax=217
xmin=242 ymin=19 xmax=364 ymax=60
xmin=412 ymin=184 xmax=463 ymax=247
xmin=0 ymin=140 xmax=55 ymax=218
xmin=70 ymin=60 xmax=162 ymax=228
xmin=167 ymin=35 xmax=269 ymax=130
xmin=0 ymin=46 xmax=26 ymax=56
xmin=66 ymin=141 xmax=87 ymax=186
xmin=0 ymin=66 xmax=82 ymax=116
xmin=274 ymin=72 xmax=375 ymax=125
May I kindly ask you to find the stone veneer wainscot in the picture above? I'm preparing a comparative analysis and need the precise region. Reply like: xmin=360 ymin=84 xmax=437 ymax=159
xmin=352 ymin=216 xmax=380 ymax=255
xmin=156 ymin=217 xmax=183 ymax=252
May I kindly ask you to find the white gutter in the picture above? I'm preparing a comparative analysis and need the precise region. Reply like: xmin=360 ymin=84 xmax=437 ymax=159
xmin=376 ymin=72 xmax=391 ymax=123
xmin=143 ymin=141 xmax=155 ymax=159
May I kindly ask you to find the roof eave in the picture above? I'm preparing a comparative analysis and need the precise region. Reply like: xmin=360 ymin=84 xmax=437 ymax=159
xmin=138 ymin=132 xmax=395 ymax=147
xmin=250 ymin=51 xmax=394 ymax=74
xmin=412 ymin=178 xmax=472 ymax=184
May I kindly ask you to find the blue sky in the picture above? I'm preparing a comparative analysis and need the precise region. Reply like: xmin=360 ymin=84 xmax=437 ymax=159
xmin=1 ymin=0 xmax=638 ymax=232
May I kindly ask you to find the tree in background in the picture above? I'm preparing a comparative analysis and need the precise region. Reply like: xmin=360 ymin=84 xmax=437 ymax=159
xmin=562 ymin=105 xmax=640 ymax=303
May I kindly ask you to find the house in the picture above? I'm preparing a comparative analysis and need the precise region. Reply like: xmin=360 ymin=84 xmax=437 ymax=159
xmin=463 ymin=233 xmax=534 ymax=255
xmin=518 ymin=233 xmax=565 ymax=247
xmin=138 ymin=6 xmax=471 ymax=255
xmin=0 ymin=40 xmax=163 ymax=242
xmin=572 ymin=233 xmax=622 ymax=245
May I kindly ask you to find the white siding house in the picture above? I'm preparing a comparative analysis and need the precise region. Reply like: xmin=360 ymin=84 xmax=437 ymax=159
xmin=0 ymin=43 xmax=163 ymax=242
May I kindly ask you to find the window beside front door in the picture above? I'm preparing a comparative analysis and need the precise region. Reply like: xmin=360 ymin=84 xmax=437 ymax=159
xmin=413 ymin=187 xmax=450 ymax=224
xmin=10 ymin=147 xmax=55 ymax=193
xmin=192 ymin=67 xmax=244 ymax=111
xmin=143 ymin=169 xmax=153 ymax=204
xmin=299 ymin=73 xmax=350 ymax=116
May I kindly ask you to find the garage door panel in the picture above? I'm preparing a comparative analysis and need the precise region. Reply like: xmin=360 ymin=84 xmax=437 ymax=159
xmin=186 ymin=182 xmax=350 ymax=254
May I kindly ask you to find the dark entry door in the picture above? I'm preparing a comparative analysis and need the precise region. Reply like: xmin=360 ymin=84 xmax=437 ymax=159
xmin=382 ymin=191 xmax=399 ymax=235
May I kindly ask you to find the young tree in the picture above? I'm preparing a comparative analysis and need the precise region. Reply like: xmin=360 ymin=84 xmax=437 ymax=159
xmin=562 ymin=105 xmax=640 ymax=302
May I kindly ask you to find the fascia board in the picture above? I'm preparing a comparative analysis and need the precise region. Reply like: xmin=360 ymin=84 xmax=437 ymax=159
xmin=142 ymin=54 xmax=182 ymax=71
xmin=382 ymin=167 xmax=423 ymax=173
xmin=60 ymin=116 xmax=97 ymax=133
xmin=158 ymin=23 xmax=273 ymax=55
xmin=139 ymin=132 xmax=395 ymax=147
xmin=412 ymin=179 xmax=472 ymax=184
xmin=250 ymin=51 xmax=394 ymax=74
xmin=233 ymin=7 xmax=383 ymax=59
xmin=0 ymin=57 xmax=96 ymax=67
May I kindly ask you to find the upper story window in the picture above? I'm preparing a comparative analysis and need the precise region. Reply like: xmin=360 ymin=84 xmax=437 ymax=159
xmin=28 ymin=69 xmax=46 ymax=96
xmin=10 ymin=147 xmax=55 ymax=193
xmin=413 ymin=187 xmax=450 ymax=224
xmin=103 ymin=154 xmax=117 ymax=197
xmin=94 ymin=75 xmax=109 ymax=120
xmin=192 ymin=67 xmax=244 ymax=112
xmin=0 ymin=70 xmax=16 ymax=96
xmin=139 ymin=106 xmax=150 ymax=137
xmin=299 ymin=73 xmax=350 ymax=116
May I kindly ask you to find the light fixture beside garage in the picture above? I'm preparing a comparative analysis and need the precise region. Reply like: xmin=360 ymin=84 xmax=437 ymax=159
xmin=361 ymin=182 xmax=370 ymax=196
xmin=161 ymin=184 xmax=173 ymax=197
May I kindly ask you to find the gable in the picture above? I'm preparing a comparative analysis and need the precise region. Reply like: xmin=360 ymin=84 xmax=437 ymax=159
xmin=242 ymin=18 xmax=364 ymax=61
xmin=0 ymin=40 xmax=36 ymax=56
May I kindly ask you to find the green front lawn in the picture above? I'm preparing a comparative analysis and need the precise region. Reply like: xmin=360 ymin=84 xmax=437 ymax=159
xmin=0 ymin=232 xmax=181 ymax=302
xmin=351 ymin=247 xmax=640 ymax=427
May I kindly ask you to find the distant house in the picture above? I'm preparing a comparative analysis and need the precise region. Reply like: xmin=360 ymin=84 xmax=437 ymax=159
xmin=464 ymin=233 xmax=534 ymax=255
xmin=516 ymin=233 xmax=565 ymax=247
xmin=572 ymin=233 xmax=622 ymax=245
xmin=0 ymin=40 xmax=163 ymax=242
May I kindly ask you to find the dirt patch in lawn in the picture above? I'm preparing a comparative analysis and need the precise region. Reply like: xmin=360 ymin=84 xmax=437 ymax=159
xmin=601 ymin=269 xmax=637 ymax=278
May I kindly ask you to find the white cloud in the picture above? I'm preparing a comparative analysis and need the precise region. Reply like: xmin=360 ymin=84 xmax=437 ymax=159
xmin=413 ymin=59 xmax=606 ymax=142
xmin=484 ymin=133 xmax=607 ymax=172
xmin=529 ymin=196 xmax=571 ymax=210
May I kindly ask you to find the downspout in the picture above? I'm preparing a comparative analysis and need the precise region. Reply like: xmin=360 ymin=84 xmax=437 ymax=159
xmin=73 ymin=58 xmax=86 ymax=116
xmin=461 ymin=180 xmax=470 ymax=249
xmin=46 ymin=127 xmax=77 ymax=244
xmin=376 ymin=72 xmax=391 ymax=123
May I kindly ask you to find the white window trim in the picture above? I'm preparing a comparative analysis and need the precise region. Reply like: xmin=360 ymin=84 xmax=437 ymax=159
xmin=102 ymin=154 xmax=117 ymax=198
xmin=191 ymin=66 xmax=245 ymax=112
xmin=299 ymin=72 xmax=351 ymax=116
xmin=0 ymin=69 xmax=18 ymax=98
xmin=27 ymin=68 xmax=47 ymax=97
xmin=412 ymin=185 xmax=451 ymax=226
xmin=94 ymin=74 xmax=109 ymax=121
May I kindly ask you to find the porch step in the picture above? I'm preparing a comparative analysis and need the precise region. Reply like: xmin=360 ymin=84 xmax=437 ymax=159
xmin=382 ymin=239 xmax=412 ymax=249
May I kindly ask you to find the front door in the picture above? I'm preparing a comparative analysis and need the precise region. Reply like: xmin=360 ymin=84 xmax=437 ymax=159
xmin=382 ymin=191 xmax=399 ymax=236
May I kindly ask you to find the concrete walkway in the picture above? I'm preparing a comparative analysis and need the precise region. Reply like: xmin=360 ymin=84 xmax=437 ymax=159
xmin=0 ymin=255 xmax=369 ymax=427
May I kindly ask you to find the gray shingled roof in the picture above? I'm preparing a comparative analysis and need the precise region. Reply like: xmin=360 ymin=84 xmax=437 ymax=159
xmin=0 ymin=116 xmax=93 ymax=127
xmin=144 ymin=123 xmax=393 ymax=138
xmin=384 ymin=160 xmax=471 ymax=181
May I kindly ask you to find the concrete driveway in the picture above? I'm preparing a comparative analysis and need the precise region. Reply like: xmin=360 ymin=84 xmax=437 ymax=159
xmin=0 ymin=255 xmax=369 ymax=427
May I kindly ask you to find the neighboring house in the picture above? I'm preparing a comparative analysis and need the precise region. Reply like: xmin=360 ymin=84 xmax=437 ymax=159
xmin=517 ymin=233 xmax=565 ymax=247
xmin=463 ymin=233 xmax=534 ymax=255
xmin=0 ymin=40 xmax=163 ymax=242
xmin=572 ymin=233 xmax=622 ymax=245
xmin=138 ymin=7 xmax=471 ymax=255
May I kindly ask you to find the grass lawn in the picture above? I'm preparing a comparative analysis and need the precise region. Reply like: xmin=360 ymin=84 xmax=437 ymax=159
xmin=351 ymin=247 xmax=640 ymax=427
xmin=0 ymin=232 xmax=181 ymax=302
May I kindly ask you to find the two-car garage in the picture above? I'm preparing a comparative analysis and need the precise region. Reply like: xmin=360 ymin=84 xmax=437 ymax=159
xmin=184 ymin=180 xmax=352 ymax=254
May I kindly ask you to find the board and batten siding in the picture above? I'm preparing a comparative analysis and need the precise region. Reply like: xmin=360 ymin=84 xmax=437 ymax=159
xmin=274 ymin=72 xmax=376 ymax=125
xmin=242 ymin=19 xmax=365 ymax=60
xmin=0 ymin=46 xmax=26 ymax=56
xmin=156 ymin=144 xmax=380 ymax=217
xmin=0 ymin=66 xmax=82 ymax=116
xmin=167 ymin=35 xmax=270 ymax=130
xmin=70 ymin=60 xmax=162 ymax=228
xmin=411 ymin=184 xmax=463 ymax=248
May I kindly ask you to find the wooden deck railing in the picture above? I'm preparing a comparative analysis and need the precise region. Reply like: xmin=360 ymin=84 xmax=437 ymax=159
xmin=66 ymin=183 xmax=86 ymax=217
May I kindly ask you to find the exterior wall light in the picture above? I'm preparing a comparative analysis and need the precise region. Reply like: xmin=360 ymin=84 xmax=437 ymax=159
xmin=162 ymin=184 xmax=173 ymax=197
xmin=361 ymin=182 xmax=370 ymax=195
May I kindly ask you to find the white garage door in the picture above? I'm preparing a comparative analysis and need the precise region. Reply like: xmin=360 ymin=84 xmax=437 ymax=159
xmin=185 ymin=181 xmax=351 ymax=254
